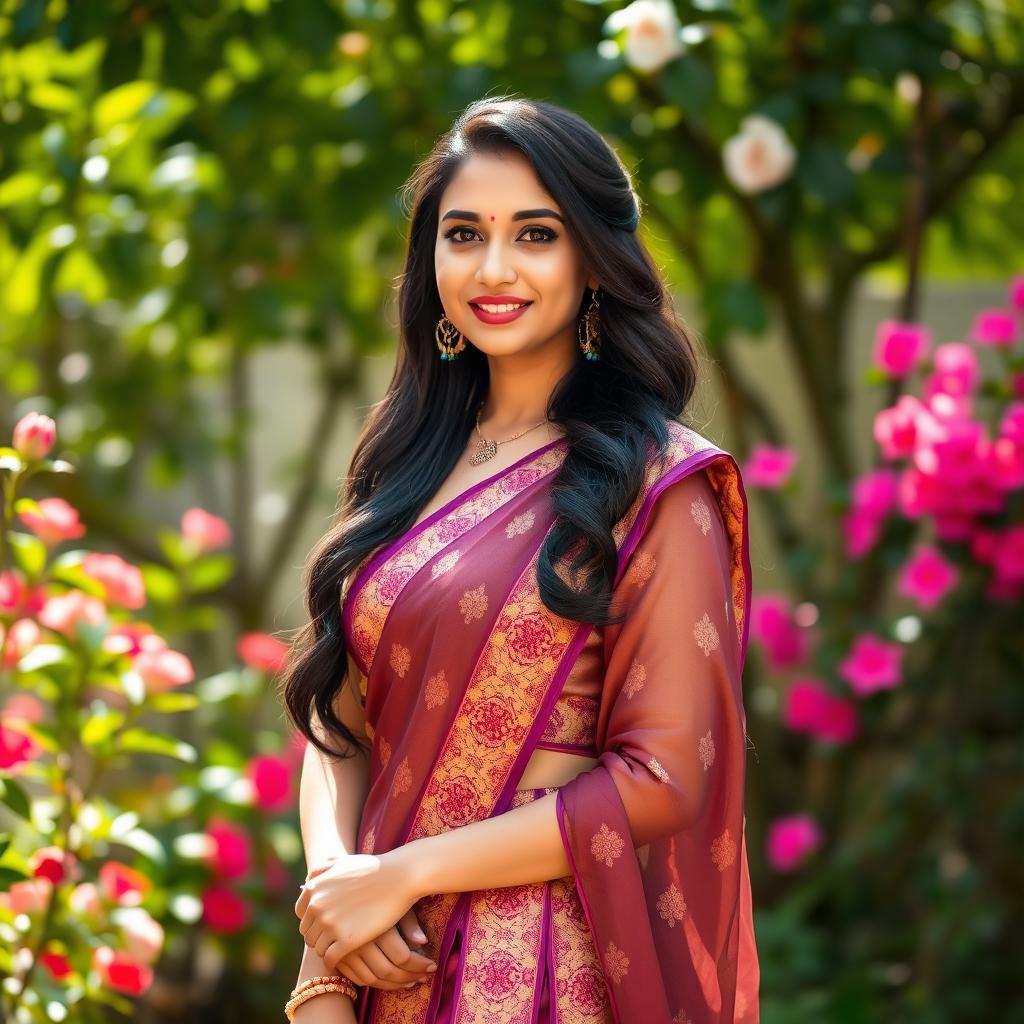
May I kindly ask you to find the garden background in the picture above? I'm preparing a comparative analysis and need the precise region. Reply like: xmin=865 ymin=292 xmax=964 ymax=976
xmin=1 ymin=1 xmax=1023 ymax=1021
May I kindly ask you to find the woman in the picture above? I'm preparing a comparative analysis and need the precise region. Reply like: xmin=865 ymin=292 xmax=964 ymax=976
xmin=282 ymin=95 xmax=759 ymax=1024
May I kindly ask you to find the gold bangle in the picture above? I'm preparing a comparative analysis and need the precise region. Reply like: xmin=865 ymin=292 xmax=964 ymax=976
xmin=285 ymin=982 xmax=356 ymax=1020
xmin=290 ymin=975 xmax=356 ymax=998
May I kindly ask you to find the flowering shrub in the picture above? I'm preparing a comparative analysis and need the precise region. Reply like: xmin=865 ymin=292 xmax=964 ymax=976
xmin=0 ymin=414 xmax=307 ymax=1021
xmin=744 ymin=274 xmax=1023 ymax=872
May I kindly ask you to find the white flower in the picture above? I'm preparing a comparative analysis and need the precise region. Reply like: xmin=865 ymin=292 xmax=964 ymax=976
xmin=605 ymin=0 xmax=686 ymax=73
xmin=722 ymin=115 xmax=797 ymax=194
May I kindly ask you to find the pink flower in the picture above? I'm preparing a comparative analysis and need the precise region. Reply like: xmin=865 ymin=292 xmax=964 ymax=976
xmin=838 ymin=633 xmax=904 ymax=697
xmin=69 ymin=881 xmax=104 ymax=918
xmin=205 ymin=818 xmax=252 ymax=879
xmin=990 ymin=435 xmax=1024 ymax=490
xmin=38 ymin=590 xmax=107 ymax=642
xmin=103 ymin=622 xmax=166 ymax=658
xmin=749 ymin=593 xmax=809 ymax=670
xmin=766 ymin=814 xmax=823 ymax=872
xmin=237 ymin=632 xmax=289 ymax=674
xmin=2 ymin=691 xmax=44 ymax=723
xmin=263 ymin=851 xmax=289 ymax=894
xmin=18 ymin=497 xmax=87 ymax=546
xmin=181 ymin=508 xmax=232 ymax=553
xmin=8 ymin=877 xmax=53 ymax=914
xmin=116 ymin=907 xmax=165 ymax=965
xmin=133 ymin=647 xmax=194 ymax=693
xmin=82 ymin=552 xmax=146 ymax=610
xmin=992 ymin=525 xmax=1024 ymax=586
xmin=897 ymin=545 xmax=959 ymax=610
xmin=0 ymin=572 xmax=46 ymax=617
xmin=783 ymin=678 xmax=858 ymax=744
xmin=743 ymin=443 xmax=798 ymax=489
xmin=12 ymin=412 xmax=56 ymax=461
xmin=842 ymin=468 xmax=901 ymax=557
xmin=873 ymin=395 xmax=927 ymax=460
xmin=925 ymin=343 xmax=980 ymax=398
xmin=0 ymin=721 xmax=40 ymax=770
xmin=246 ymin=754 xmax=293 ymax=813
xmin=1000 ymin=402 xmax=1024 ymax=442
xmin=92 ymin=945 xmax=153 ymax=996
xmin=872 ymin=320 xmax=930 ymax=377
xmin=38 ymin=949 xmax=73 ymax=980
xmin=201 ymin=884 xmax=251 ymax=933
xmin=969 ymin=309 xmax=1017 ymax=346
xmin=98 ymin=861 xmax=152 ymax=907
xmin=29 ymin=846 xmax=80 ymax=885
xmin=1 ymin=619 xmax=41 ymax=672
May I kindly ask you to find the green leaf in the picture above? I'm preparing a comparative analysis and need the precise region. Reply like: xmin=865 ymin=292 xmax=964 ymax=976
xmin=80 ymin=707 xmax=127 ymax=748
xmin=185 ymin=553 xmax=235 ymax=593
xmin=659 ymin=55 xmax=714 ymax=121
xmin=140 ymin=562 xmax=180 ymax=603
xmin=50 ymin=562 xmax=108 ymax=597
xmin=0 ymin=776 xmax=32 ymax=820
xmin=0 ymin=865 xmax=31 ymax=888
xmin=797 ymin=140 xmax=855 ymax=207
xmin=116 ymin=728 xmax=197 ymax=762
xmin=18 ymin=644 xmax=77 ymax=673
xmin=150 ymin=692 xmax=200 ymax=713
xmin=8 ymin=531 xmax=47 ymax=577
xmin=54 ymin=247 xmax=108 ymax=305
xmin=94 ymin=81 xmax=159 ymax=134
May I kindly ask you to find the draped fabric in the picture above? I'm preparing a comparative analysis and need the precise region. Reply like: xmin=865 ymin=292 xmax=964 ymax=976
xmin=340 ymin=419 xmax=758 ymax=1024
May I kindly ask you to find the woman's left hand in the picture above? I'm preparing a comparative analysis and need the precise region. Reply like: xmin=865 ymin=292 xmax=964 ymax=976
xmin=294 ymin=851 xmax=421 ymax=971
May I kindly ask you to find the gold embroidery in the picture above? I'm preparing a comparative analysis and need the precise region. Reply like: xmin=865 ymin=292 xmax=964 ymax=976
xmin=504 ymin=509 xmax=536 ymax=538
xmin=538 ymin=693 xmax=598 ymax=747
xmin=646 ymin=756 xmax=669 ymax=782
xmin=362 ymin=826 xmax=375 ymax=854
xmin=431 ymin=548 xmax=461 ymax=578
xmin=391 ymin=756 xmax=412 ymax=797
xmin=673 ymin=1012 xmax=694 ymax=1024
xmin=693 ymin=611 xmax=720 ymax=656
xmin=698 ymin=728 xmax=715 ymax=770
xmin=590 ymin=823 xmax=625 ymax=867
xmin=389 ymin=642 xmax=411 ymax=678
xmin=711 ymin=827 xmax=737 ymax=871
xmin=624 ymin=549 xmax=656 ymax=588
xmin=690 ymin=495 xmax=712 ymax=535
xmin=623 ymin=659 xmax=646 ymax=699
xmin=424 ymin=669 xmax=449 ymax=710
xmin=459 ymin=583 xmax=488 ymax=624
xmin=604 ymin=940 xmax=630 ymax=984
xmin=549 ymin=874 xmax=611 ymax=1019
xmin=636 ymin=843 xmax=650 ymax=870
xmin=736 ymin=989 xmax=750 ymax=1018
xmin=656 ymin=883 xmax=687 ymax=927
xmin=378 ymin=736 xmax=391 ymax=769
xmin=364 ymin=720 xmax=374 ymax=740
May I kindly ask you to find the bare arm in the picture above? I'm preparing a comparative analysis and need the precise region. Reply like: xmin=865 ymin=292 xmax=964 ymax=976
xmin=391 ymin=791 xmax=571 ymax=899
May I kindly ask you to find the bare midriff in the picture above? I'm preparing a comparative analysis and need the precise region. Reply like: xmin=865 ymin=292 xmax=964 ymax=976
xmin=515 ymin=748 xmax=599 ymax=792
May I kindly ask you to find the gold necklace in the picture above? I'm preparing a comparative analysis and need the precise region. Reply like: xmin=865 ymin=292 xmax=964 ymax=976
xmin=469 ymin=400 xmax=550 ymax=466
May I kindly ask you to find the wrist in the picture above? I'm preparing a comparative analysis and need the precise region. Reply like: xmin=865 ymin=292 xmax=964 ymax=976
xmin=384 ymin=837 xmax=432 ymax=902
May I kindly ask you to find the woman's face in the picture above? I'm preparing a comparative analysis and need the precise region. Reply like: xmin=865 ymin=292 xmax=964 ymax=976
xmin=434 ymin=149 xmax=596 ymax=359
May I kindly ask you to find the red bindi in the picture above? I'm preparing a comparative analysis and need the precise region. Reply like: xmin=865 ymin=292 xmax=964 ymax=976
xmin=489 ymin=215 xmax=495 ymax=221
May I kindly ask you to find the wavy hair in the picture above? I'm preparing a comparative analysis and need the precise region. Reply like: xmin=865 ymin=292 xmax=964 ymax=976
xmin=281 ymin=94 xmax=701 ymax=760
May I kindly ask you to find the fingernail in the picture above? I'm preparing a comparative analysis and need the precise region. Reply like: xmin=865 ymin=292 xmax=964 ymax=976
xmin=427 ymin=964 xmax=437 ymax=973
xmin=414 ymin=931 xmax=427 ymax=942
xmin=404 ymin=982 xmax=416 ymax=988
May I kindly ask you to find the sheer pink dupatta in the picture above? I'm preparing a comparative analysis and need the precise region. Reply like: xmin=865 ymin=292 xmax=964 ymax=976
xmin=555 ymin=447 xmax=759 ymax=1023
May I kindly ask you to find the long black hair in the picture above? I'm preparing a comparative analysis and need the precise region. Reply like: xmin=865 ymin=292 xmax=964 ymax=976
xmin=281 ymin=93 xmax=701 ymax=760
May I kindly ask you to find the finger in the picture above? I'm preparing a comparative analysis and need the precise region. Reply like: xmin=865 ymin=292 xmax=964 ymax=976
xmin=397 ymin=909 xmax=429 ymax=947
xmin=295 ymin=886 xmax=312 ymax=917
xmin=315 ymin=928 xmax=336 ymax=961
xmin=361 ymin=940 xmax=431 ymax=984
xmin=343 ymin=951 xmax=417 ymax=991
xmin=378 ymin=928 xmax=436 ymax=974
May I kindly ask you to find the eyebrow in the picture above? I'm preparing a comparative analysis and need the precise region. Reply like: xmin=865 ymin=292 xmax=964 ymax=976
xmin=441 ymin=208 xmax=565 ymax=224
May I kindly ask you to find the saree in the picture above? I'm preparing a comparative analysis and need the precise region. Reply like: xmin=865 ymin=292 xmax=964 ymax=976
xmin=341 ymin=418 xmax=759 ymax=1024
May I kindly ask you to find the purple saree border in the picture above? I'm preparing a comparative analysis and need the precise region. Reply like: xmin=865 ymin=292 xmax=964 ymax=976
xmin=341 ymin=435 xmax=569 ymax=661
xmin=532 ymin=883 xmax=552 ymax=1024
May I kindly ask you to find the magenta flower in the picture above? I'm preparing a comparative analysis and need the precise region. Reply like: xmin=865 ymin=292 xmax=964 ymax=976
xmin=181 ymin=507 xmax=233 ymax=553
xmin=201 ymin=884 xmax=251 ymax=933
xmin=842 ymin=468 xmax=901 ymax=557
xmin=205 ymin=817 xmax=253 ymax=880
xmin=82 ymin=552 xmax=147 ymax=610
xmin=743 ymin=442 xmax=798 ymax=489
xmin=873 ymin=395 xmax=928 ymax=460
xmin=897 ymin=545 xmax=959 ymax=610
xmin=1010 ymin=275 xmax=1024 ymax=311
xmin=766 ymin=814 xmax=823 ymax=872
xmin=992 ymin=524 xmax=1024 ymax=588
xmin=926 ymin=343 xmax=980 ymax=398
xmin=1000 ymin=402 xmax=1024 ymax=442
xmin=749 ymin=593 xmax=809 ymax=670
xmin=969 ymin=309 xmax=1017 ymax=346
xmin=133 ymin=647 xmax=195 ymax=693
xmin=838 ymin=632 xmax=904 ymax=697
xmin=872 ymin=320 xmax=930 ymax=378
xmin=18 ymin=497 xmax=87 ymax=546
xmin=246 ymin=754 xmax=293 ymax=812
xmin=783 ymin=678 xmax=858 ymax=744
xmin=12 ymin=412 xmax=57 ymax=461
xmin=237 ymin=631 xmax=290 ymax=674
xmin=0 ymin=721 xmax=41 ymax=770
xmin=38 ymin=590 xmax=107 ymax=641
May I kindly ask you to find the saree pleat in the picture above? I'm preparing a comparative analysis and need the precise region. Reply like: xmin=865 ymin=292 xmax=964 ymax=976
xmin=342 ymin=420 xmax=758 ymax=1024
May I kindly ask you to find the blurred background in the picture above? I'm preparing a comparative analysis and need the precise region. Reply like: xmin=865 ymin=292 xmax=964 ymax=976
xmin=1 ymin=1 xmax=1022 ymax=1021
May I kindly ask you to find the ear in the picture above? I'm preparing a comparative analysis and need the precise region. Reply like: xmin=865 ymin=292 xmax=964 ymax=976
xmin=587 ymin=277 xmax=598 ymax=292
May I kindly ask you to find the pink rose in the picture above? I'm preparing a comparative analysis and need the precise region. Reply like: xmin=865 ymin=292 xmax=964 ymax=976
xmin=103 ymin=622 xmax=166 ymax=658
xmin=92 ymin=945 xmax=153 ymax=996
xmin=872 ymin=320 xmax=930 ymax=378
xmin=82 ymin=552 xmax=146 ymax=610
xmin=925 ymin=343 xmax=980 ymax=398
xmin=838 ymin=633 xmax=904 ymax=697
xmin=897 ymin=545 xmax=959 ymax=610
xmin=237 ymin=632 xmax=289 ymax=674
xmin=873 ymin=395 xmax=929 ymax=461
xmin=749 ymin=593 xmax=809 ymax=670
xmin=1 ymin=691 xmax=45 ymax=723
xmin=181 ymin=508 xmax=232 ymax=553
xmin=70 ymin=881 xmax=104 ymax=918
xmin=969 ymin=309 xmax=1017 ymax=346
xmin=743 ymin=443 xmax=798 ymax=489
xmin=0 ymin=721 xmax=40 ymax=770
xmin=29 ymin=846 xmax=80 ymax=885
xmin=116 ymin=907 xmax=165 ymax=965
xmin=18 ymin=497 xmax=87 ymax=546
xmin=38 ymin=590 xmax=107 ymax=642
xmin=783 ymin=678 xmax=858 ymax=744
xmin=98 ymin=861 xmax=152 ymax=907
xmin=766 ymin=814 xmax=823 ymax=872
xmin=201 ymin=884 xmax=251 ymax=933
xmin=246 ymin=754 xmax=293 ymax=813
xmin=0 ymin=571 xmax=47 ymax=617
xmin=8 ymin=877 xmax=53 ymax=914
xmin=12 ymin=412 xmax=56 ymax=461
xmin=205 ymin=817 xmax=252 ymax=879
xmin=133 ymin=647 xmax=194 ymax=693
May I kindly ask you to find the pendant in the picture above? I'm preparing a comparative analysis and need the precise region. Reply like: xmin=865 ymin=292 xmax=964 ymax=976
xmin=469 ymin=438 xmax=499 ymax=465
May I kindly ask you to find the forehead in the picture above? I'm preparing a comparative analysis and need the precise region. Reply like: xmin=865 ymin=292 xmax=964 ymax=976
xmin=439 ymin=150 xmax=557 ymax=212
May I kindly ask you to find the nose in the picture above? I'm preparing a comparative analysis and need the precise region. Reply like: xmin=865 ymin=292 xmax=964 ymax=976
xmin=474 ymin=238 xmax=516 ymax=286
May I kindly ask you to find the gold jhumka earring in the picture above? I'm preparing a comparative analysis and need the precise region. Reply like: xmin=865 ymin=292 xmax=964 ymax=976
xmin=578 ymin=288 xmax=601 ymax=361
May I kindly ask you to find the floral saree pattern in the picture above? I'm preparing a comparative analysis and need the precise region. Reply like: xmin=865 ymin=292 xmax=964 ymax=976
xmin=341 ymin=420 xmax=758 ymax=1023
